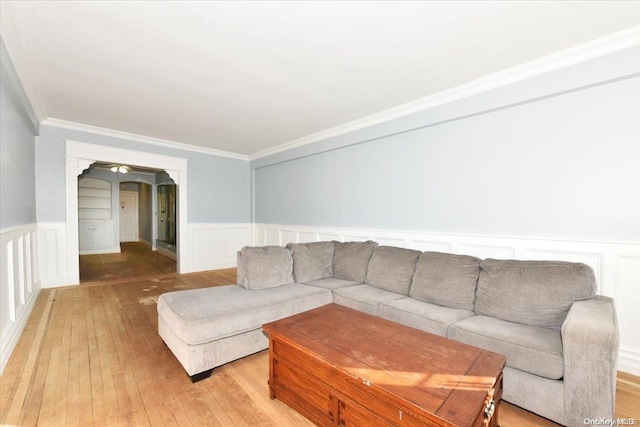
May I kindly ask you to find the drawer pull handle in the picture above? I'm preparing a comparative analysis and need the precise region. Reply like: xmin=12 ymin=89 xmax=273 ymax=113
xmin=484 ymin=398 xmax=495 ymax=420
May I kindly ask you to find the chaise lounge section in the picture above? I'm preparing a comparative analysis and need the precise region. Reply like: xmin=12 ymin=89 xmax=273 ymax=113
xmin=158 ymin=240 xmax=618 ymax=426
xmin=157 ymin=246 xmax=333 ymax=381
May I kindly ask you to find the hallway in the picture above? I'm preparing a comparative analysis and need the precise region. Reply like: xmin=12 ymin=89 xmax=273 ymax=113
xmin=79 ymin=242 xmax=176 ymax=284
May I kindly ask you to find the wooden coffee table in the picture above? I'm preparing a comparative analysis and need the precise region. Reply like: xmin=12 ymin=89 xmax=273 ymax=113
xmin=263 ymin=304 xmax=506 ymax=427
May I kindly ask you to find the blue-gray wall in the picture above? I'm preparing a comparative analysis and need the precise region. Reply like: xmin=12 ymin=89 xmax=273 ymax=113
xmin=253 ymin=47 xmax=640 ymax=243
xmin=35 ymin=126 xmax=251 ymax=224
xmin=0 ymin=40 xmax=38 ymax=229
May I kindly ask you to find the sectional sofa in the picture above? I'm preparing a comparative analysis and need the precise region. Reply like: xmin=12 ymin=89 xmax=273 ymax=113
xmin=157 ymin=240 xmax=619 ymax=426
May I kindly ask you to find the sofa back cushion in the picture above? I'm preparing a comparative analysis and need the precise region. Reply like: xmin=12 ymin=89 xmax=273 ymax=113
xmin=365 ymin=246 xmax=421 ymax=295
xmin=236 ymin=246 xmax=294 ymax=290
xmin=475 ymin=259 xmax=597 ymax=329
xmin=286 ymin=241 xmax=334 ymax=283
xmin=410 ymin=252 xmax=481 ymax=311
xmin=333 ymin=241 xmax=378 ymax=282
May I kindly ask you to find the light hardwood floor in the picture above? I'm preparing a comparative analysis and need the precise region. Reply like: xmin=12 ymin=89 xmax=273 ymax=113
xmin=79 ymin=242 xmax=176 ymax=284
xmin=1 ymin=268 xmax=638 ymax=426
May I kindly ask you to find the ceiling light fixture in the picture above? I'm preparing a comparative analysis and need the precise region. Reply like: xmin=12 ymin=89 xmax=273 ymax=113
xmin=110 ymin=165 xmax=129 ymax=174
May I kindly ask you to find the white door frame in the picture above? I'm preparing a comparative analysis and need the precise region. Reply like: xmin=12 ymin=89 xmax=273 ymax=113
xmin=66 ymin=140 xmax=188 ymax=284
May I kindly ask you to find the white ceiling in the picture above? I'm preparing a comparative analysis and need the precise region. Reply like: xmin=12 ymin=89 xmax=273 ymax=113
xmin=1 ymin=1 xmax=639 ymax=157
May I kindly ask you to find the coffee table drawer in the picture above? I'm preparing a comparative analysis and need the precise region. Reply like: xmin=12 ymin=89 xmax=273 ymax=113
xmin=270 ymin=341 xmax=336 ymax=426
xmin=334 ymin=385 xmax=439 ymax=427
xmin=272 ymin=359 xmax=335 ymax=421
xmin=338 ymin=394 xmax=395 ymax=427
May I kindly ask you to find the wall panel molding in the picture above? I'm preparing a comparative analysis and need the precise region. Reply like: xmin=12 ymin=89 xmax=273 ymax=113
xmin=255 ymin=223 xmax=640 ymax=375
xmin=37 ymin=221 xmax=253 ymax=282
xmin=37 ymin=222 xmax=71 ymax=288
xmin=1 ymin=223 xmax=40 ymax=375
xmin=186 ymin=223 xmax=252 ymax=273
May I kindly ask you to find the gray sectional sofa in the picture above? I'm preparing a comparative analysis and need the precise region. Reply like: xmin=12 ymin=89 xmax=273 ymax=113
xmin=157 ymin=240 xmax=619 ymax=426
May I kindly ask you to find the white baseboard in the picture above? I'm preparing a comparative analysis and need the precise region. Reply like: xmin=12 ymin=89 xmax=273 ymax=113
xmin=139 ymin=239 xmax=152 ymax=248
xmin=186 ymin=261 xmax=238 ymax=273
xmin=255 ymin=223 xmax=640 ymax=376
xmin=619 ymin=347 xmax=640 ymax=377
xmin=0 ymin=287 xmax=39 ymax=376
xmin=155 ymin=246 xmax=177 ymax=260
xmin=78 ymin=246 xmax=121 ymax=255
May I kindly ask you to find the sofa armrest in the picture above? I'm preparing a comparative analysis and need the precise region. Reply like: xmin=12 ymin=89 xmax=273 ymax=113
xmin=561 ymin=295 xmax=619 ymax=425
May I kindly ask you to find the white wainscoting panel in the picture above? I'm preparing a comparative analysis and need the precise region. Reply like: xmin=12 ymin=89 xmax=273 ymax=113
xmin=1 ymin=223 xmax=40 ymax=375
xmin=457 ymin=244 xmax=515 ymax=260
xmin=37 ymin=222 xmax=70 ymax=288
xmin=187 ymin=223 xmax=251 ymax=273
xmin=37 ymin=222 xmax=253 ymax=284
xmin=254 ymin=223 xmax=640 ymax=375
xmin=409 ymin=239 xmax=452 ymax=253
xmin=616 ymin=255 xmax=640 ymax=376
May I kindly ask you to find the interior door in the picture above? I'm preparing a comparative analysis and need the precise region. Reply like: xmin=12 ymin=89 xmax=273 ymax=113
xmin=119 ymin=191 xmax=138 ymax=242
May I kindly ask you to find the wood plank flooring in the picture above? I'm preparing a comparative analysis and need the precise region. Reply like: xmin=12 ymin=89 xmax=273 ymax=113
xmin=79 ymin=242 xmax=176 ymax=284
xmin=1 ymin=268 xmax=639 ymax=426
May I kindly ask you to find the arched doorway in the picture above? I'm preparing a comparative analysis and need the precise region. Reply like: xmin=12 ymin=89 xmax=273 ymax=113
xmin=65 ymin=140 xmax=189 ymax=285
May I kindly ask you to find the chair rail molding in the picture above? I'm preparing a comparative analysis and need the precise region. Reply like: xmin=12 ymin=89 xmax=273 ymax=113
xmin=1 ymin=223 xmax=40 ymax=375
xmin=254 ymin=223 xmax=640 ymax=376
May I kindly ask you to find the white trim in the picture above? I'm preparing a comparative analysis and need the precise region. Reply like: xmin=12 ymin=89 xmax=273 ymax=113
xmin=0 ymin=223 xmax=37 ymax=235
xmin=0 ymin=286 xmax=39 ymax=376
xmin=255 ymin=223 xmax=640 ymax=376
xmin=619 ymin=346 xmax=640 ymax=377
xmin=250 ymin=26 xmax=640 ymax=160
xmin=0 ymin=6 xmax=47 ymax=124
xmin=155 ymin=245 xmax=177 ymax=261
xmin=65 ymin=141 xmax=189 ymax=284
xmin=139 ymin=239 xmax=153 ymax=248
xmin=11 ymin=25 xmax=638 ymax=162
xmin=79 ymin=246 xmax=121 ymax=255
xmin=1 ymin=223 xmax=40 ymax=375
xmin=186 ymin=223 xmax=251 ymax=273
xmin=44 ymin=118 xmax=249 ymax=161
xmin=37 ymin=222 xmax=70 ymax=288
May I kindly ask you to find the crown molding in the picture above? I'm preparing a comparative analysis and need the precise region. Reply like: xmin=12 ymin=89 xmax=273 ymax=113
xmin=0 ymin=37 xmax=41 ymax=131
xmin=42 ymin=118 xmax=250 ymax=161
xmin=0 ymin=3 xmax=47 ymax=124
xmin=250 ymin=25 xmax=640 ymax=161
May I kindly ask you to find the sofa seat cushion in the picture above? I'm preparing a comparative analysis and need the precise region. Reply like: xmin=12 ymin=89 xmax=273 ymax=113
xmin=286 ymin=241 xmax=334 ymax=283
xmin=333 ymin=284 xmax=405 ymax=316
xmin=303 ymin=277 xmax=362 ymax=290
xmin=448 ymin=315 xmax=564 ymax=380
xmin=365 ymin=246 xmax=421 ymax=295
xmin=378 ymin=298 xmax=475 ymax=337
xmin=333 ymin=241 xmax=378 ymax=282
xmin=157 ymin=284 xmax=332 ymax=345
xmin=410 ymin=252 xmax=481 ymax=311
xmin=475 ymin=259 xmax=596 ymax=329
xmin=236 ymin=246 xmax=294 ymax=290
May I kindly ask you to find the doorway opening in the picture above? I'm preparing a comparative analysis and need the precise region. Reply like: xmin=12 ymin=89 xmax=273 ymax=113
xmin=156 ymin=182 xmax=177 ymax=258
xmin=66 ymin=140 xmax=189 ymax=286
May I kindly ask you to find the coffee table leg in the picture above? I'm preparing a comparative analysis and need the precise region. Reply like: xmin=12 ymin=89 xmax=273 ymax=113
xmin=268 ymin=336 xmax=276 ymax=400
